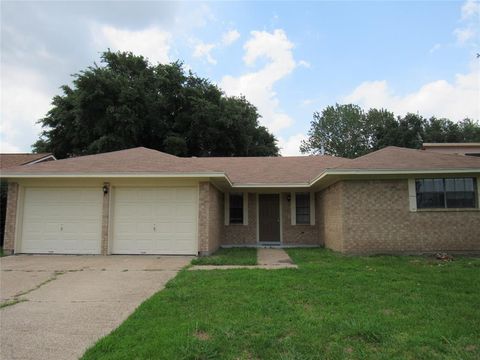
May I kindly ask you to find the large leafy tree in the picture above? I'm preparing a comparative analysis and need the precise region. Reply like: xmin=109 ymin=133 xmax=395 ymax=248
xmin=301 ymin=103 xmax=480 ymax=158
xmin=33 ymin=51 xmax=279 ymax=158
xmin=300 ymin=104 xmax=390 ymax=158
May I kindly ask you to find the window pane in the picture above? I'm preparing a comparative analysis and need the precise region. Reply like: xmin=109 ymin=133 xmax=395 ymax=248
xmin=465 ymin=178 xmax=474 ymax=191
xmin=296 ymin=193 xmax=310 ymax=224
xmin=416 ymin=178 xmax=445 ymax=209
xmin=455 ymin=178 xmax=465 ymax=192
xmin=229 ymin=194 xmax=243 ymax=224
xmin=445 ymin=178 xmax=455 ymax=192
xmin=445 ymin=178 xmax=476 ymax=208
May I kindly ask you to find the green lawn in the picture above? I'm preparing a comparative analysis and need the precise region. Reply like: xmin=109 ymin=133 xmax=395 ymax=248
xmin=82 ymin=249 xmax=480 ymax=360
xmin=191 ymin=247 xmax=257 ymax=266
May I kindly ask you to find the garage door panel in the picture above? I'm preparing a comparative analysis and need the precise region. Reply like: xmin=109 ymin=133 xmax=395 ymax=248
xmin=175 ymin=206 xmax=196 ymax=220
xmin=20 ymin=188 xmax=102 ymax=254
xmin=175 ymin=188 xmax=196 ymax=202
xmin=112 ymin=187 xmax=198 ymax=255
xmin=155 ymin=204 xmax=171 ymax=217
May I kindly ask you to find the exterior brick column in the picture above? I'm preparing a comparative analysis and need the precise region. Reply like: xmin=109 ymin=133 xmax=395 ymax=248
xmin=101 ymin=183 xmax=110 ymax=255
xmin=3 ymin=182 xmax=19 ymax=255
xmin=198 ymin=182 xmax=210 ymax=255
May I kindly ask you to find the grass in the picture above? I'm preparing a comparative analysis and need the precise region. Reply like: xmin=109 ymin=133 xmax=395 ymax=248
xmin=0 ymin=298 xmax=28 ymax=309
xmin=191 ymin=247 xmax=257 ymax=266
xmin=0 ymin=247 xmax=5 ymax=257
xmin=82 ymin=249 xmax=480 ymax=360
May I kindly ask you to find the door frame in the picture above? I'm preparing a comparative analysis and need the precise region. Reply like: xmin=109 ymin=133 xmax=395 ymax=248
xmin=256 ymin=193 xmax=282 ymax=244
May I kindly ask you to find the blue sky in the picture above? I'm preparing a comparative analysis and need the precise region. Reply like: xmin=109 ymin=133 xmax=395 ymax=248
xmin=1 ymin=1 xmax=479 ymax=155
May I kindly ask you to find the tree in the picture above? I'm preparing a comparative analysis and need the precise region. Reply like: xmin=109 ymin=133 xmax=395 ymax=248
xmin=300 ymin=104 xmax=389 ymax=158
xmin=33 ymin=50 xmax=279 ymax=158
xmin=301 ymin=104 xmax=480 ymax=158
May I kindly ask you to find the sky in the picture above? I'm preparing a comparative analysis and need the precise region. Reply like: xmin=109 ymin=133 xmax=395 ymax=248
xmin=1 ymin=0 xmax=479 ymax=156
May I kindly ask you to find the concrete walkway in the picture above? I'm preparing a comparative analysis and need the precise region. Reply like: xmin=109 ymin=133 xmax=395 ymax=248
xmin=0 ymin=255 xmax=192 ymax=360
xmin=189 ymin=248 xmax=297 ymax=270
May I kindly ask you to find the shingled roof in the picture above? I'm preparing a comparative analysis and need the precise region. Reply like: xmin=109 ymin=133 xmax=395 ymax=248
xmin=335 ymin=146 xmax=480 ymax=171
xmin=0 ymin=153 xmax=55 ymax=170
xmin=2 ymin=146 xmax=479 ymax=186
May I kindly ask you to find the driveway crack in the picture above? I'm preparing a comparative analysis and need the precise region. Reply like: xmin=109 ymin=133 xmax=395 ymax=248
xmin=0 ymin=270 xmax=69 ymax=309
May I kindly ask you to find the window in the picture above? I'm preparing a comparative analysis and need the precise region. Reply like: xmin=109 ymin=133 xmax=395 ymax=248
xmin=229 ymin=193 xmax=243 ymax=224
xmin=295 ymin=192 xmax=310 ymax=224
xmin=416 ymin=178 xmax=477 ymax=209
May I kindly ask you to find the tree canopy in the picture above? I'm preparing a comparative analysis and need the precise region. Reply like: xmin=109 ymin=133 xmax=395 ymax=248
xmin=301 ymin=103 xmax=480 ymax=158
xmin=33 ymin=50 xmax=279 ymax=158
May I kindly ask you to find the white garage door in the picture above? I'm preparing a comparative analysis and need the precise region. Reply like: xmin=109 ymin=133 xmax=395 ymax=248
xmin=112 ymin=187 xmax=198 ymax=255
xmin=20 ymin=188 xmax=103 ymax=254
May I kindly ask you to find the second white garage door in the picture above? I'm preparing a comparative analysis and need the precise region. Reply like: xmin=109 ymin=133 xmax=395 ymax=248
xmin=112 ymin=187 xmax=198 ymax=255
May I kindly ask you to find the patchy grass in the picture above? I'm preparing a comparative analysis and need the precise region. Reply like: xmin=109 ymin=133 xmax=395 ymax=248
xmin=82 ymin=249 xmax=480 ymax=360
xmin=191 ymin=247 xmax=257 ymax=266
xmin=0 ymin=298 xmax=28 ymax=309
xmin=0 ymin=247 xmax=5 ymax=257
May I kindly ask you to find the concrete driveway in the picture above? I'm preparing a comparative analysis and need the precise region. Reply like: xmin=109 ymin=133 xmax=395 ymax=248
xmin=0 ymin=255 xmax=192 ymax=360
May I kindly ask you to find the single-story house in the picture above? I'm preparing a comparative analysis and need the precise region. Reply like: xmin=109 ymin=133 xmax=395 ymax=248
xmin=1 ymin=146 xmax=479 ymax=256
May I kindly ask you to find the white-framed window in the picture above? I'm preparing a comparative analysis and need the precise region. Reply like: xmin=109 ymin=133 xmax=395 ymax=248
xmin=408 ymin=177 xmax=479 ymax=211
xmin=416 ymin=178 xmax=477 ymax=209
xmin=225 ymin=192 xmax=248 ymax=225
xmin=229 ymin=193 xmax=244 ymax=224
xmin=295 ymin=193 xmax=310 ymax=224
xmin=290 ymin=192 xmax=315 ymax=225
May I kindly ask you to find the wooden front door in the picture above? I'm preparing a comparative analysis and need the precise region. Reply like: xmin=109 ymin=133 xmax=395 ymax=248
xmin=258 ymin=194 xmax=280 ymax=243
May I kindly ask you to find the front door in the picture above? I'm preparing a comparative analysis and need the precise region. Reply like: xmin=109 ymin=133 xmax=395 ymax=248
xmin=258 ymin=194 xmax=280 ymax=243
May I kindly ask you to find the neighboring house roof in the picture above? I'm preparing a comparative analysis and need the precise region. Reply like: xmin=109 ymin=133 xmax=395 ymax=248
xmin=2 ymin=146 xmax=479 ymax=187
xmin=422 ymin=143 xmax=480 ymax=148
xmin=421 ymin=142 xmax=480 ymax=157
xmin=0 ymin=153 xmax=56 ymax=170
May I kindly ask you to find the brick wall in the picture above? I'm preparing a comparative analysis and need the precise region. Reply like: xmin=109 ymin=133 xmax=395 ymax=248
xmin=208 ymin=184 xmax=224 ymax=253
xmin=318 ymin=182 xmax=344 ymax=252
xmin=223 ymin=193 xmax=257 ymax=245
xmin=340 ymin=180 xmax=480 ymax=254
xmin=3 ymin=182 xmax=18 ymax=254
xmin=198 ymin=182 xmax=225 ymax=255
xmin=281 ymin=192 xmax=320 ymax=245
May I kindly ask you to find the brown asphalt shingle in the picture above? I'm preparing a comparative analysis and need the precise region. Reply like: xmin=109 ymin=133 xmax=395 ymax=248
xmin=2 ymin=146 xmax=479 ymax=185
xmin=0 ymin=153 xmax=54 ymax=170
xmin=336 ymin=146 xmax=480 ymax=171
xmin=193 ymin=155 xmax=351 ymax=184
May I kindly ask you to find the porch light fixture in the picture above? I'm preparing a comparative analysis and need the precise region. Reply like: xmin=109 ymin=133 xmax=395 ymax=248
xmin=103 ymin=185 xmax=109 ymax=195
xmin=287 ymin=194 xmax=291 ymax=202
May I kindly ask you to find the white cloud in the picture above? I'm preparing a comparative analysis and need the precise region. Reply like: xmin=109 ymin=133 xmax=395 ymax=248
xmin=193 ymin=42 xmax=217 ymax=64
xmin=192 ymin=29 xmax=240 ymax=65
xmin=453 ymin=1 xmax=479 ymax=46
xmin=298 ymin=60 xmax=311 ymax=68
xmin=343 ymin=67 xmax=480 ymax=120
xmin=95 ymin=25 xmax=172 ymax=63
xmin=278 ymin=133 xmax=307 ymax=156
xmin=222 ymin=29 xmax=240 ymax=45
xmin=461 ymin=0 xmax=480 ymax=20
xmin=0 ymin=65 xmax=53 ymax=152
xmin=454 ymin=27 xmax=475 ymax=44
xmin=221 ymin=29 xmax=298 ymax=132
